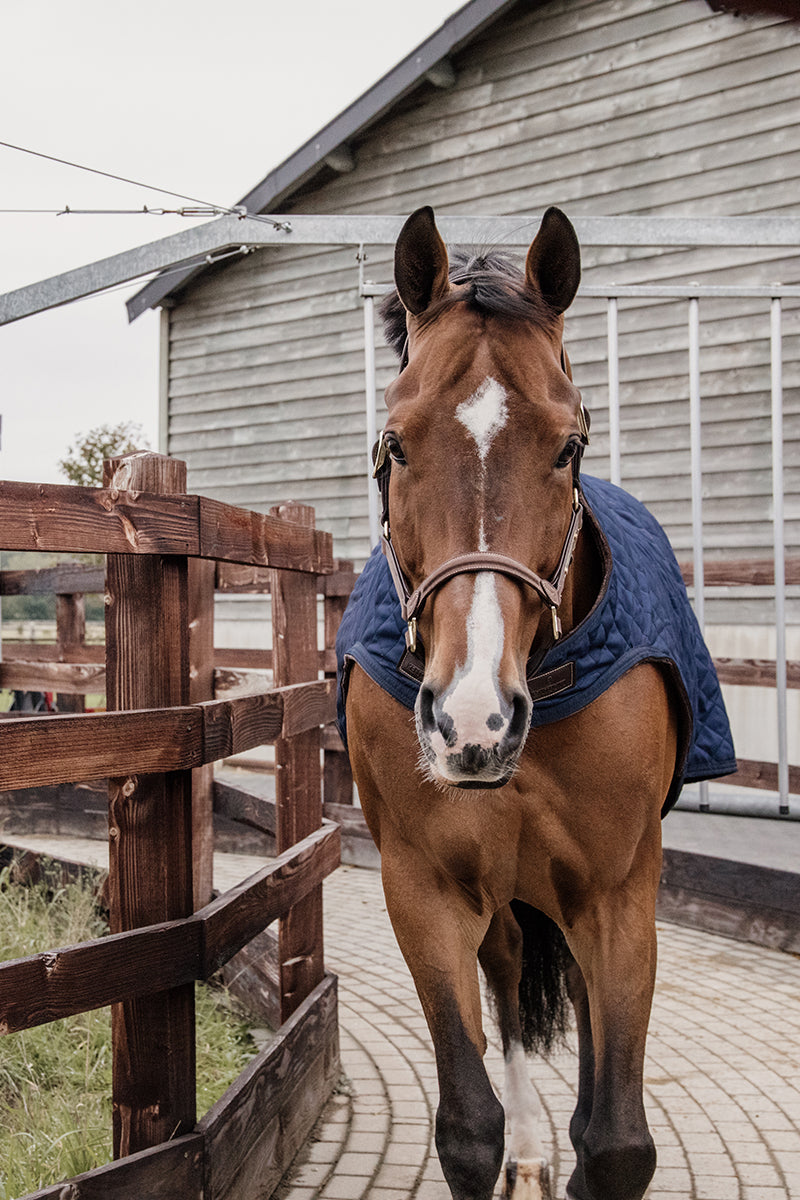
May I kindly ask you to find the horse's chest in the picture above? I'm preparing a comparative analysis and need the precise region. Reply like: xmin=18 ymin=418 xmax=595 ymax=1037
xmin=424 ymin=810 xmax=518 ymax=910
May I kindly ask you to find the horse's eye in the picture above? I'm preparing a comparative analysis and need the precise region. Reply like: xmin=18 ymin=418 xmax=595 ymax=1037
xmin=556 ymin=440 xmax=579 ymax=469
xmin=385 ymin=435 xmax=407 ymax=465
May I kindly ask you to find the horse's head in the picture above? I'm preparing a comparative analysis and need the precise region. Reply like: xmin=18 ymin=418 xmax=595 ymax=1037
xmin=377 ymin=206 xmax=585 ymax=789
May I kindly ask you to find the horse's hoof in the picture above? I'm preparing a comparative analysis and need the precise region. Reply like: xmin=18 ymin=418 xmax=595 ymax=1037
xmin=504 ymin=1157 xmax=553 ymax=1199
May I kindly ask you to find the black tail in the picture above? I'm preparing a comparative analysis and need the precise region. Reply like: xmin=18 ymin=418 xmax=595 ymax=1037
xmin=509 ymin=899 xmax=572 ymax=1056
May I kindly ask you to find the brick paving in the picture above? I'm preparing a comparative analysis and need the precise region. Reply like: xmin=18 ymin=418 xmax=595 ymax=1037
xmin=283 ymin=865 xmax=800 ymax=1200
xmin=6 ymin=834 xmax=800 ymax=1200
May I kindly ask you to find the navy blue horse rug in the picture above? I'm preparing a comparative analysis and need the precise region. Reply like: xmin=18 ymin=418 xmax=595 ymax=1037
xmin=337 ymin=475 xmax=735 ymax=814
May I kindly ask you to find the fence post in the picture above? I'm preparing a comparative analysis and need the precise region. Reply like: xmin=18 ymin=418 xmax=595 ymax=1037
xmin=189 ymin=558 xmax=216 ymax=908
xmin=270 ymin=503 xmax=324 ymax=1022
xmin=56 ymin=590 xmax=86 ymax=713
xmin=103 ymin=451 xmax=196 ymax=1158
xmin=323 ymin=559 xmax=354 ymax=806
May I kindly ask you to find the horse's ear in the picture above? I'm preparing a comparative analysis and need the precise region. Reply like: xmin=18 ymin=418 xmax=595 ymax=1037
xmin=394 ymin=206 xmax=451 ymax=316
xmin=525 ymin=207 xmax=581 ymax=315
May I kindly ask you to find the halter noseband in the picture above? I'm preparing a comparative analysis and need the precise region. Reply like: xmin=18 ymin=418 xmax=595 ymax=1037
xmin=372 ymin=352 xmax=590 ymax=690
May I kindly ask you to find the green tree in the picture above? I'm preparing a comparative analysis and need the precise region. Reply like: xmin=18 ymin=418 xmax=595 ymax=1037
xmin=58 ymin=421 xmax=150 ymax=488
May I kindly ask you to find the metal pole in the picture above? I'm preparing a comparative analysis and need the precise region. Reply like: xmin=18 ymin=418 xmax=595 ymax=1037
xmin=688 ymin=297 xmax=709 ymax=811
xmin=158 ymin=309 xmax=171 ymax=455
xmin=0 ymin=422 xmax=3 ymax=681
xmin=363 ymin=293 xmax=380 ymax=548
xmin=607 ymin=297 xmax=622 ymax=487
xmin=770 ymin=298 xmax=790 ymax=815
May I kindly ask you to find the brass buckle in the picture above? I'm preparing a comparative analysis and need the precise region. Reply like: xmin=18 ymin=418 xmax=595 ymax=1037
xmin=405 ymin=617 xmax=418 ymax=655
xmin=551 ymin=607 xmax=562 ymax=641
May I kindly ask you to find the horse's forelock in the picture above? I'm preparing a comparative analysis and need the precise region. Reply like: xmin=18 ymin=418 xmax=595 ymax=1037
xmin=379 ymin=250 xmax=558 ymax=361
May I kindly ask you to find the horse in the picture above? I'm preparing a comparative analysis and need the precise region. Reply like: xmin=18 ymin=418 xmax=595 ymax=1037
xmin=338 ymin=205 xmax=728 ymax=1200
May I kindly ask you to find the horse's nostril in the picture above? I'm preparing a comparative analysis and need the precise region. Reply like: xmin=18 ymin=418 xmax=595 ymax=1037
xmin=419 ymin=685 xmax=435 ymax=732
xmin=505 ymin=691 xmax=532 ymax=752
xmin=420 ymin=686 xmax=458 ymax=747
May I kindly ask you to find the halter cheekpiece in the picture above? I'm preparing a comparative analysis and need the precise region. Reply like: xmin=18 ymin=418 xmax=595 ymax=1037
xmin=372 ymin=350 xmax=591 ymax=697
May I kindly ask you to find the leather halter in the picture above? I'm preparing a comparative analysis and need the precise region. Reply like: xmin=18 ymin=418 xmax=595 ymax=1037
xmin=372 ymin=347 xmax=590 ymax=693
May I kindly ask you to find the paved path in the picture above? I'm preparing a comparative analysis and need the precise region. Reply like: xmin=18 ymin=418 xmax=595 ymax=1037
xmin=284 ymin=865 xmax=800 ymax=1200
xmin=7 ymin=835 xmax=800 ymax=1200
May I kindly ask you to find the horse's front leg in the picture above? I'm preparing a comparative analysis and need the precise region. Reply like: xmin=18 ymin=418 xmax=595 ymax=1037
xmin=564 ymin=956 xmax=594 ymax=1189
xmin=563 ymin=861 xmax=661 ymax=1200
xmin=479 ymin=906 xmax=552 ymax=1200
xmin=381 ymin=850 xmax=505 ymax=1200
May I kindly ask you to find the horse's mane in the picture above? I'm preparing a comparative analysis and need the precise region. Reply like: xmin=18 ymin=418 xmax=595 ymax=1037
xmin=379 ymin=249 xmax=558 ymax=359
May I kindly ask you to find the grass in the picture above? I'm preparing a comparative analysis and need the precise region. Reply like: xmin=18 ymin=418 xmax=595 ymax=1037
xmin=0 ymin=858 xmax=259 ymax=1199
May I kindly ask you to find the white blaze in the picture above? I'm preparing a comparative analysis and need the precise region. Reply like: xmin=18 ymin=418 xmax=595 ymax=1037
xmin=423 ymin=376 xmax=512 ymax=775
xmin=427 ymin=376 xmax=511 ymax=765
xmin=456 ymin=376 xmax=509 ymax=465
xmin=435 ymin=571 xmax=507 ymax=755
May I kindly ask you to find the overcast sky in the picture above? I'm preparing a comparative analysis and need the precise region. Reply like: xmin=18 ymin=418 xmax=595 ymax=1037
xmin=0 ymin=0 xmax=460 ymax=485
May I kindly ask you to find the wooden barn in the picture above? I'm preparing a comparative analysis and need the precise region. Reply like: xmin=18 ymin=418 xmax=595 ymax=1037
xmin=129 ymin=0 xmax=799 ymax=584
xmin=127 ymin=0 xmax=799 ymax=787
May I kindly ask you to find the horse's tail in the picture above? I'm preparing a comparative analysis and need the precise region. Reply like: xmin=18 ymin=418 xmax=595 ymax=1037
xmin=510 ymin=899 xmax=572 ymax=1056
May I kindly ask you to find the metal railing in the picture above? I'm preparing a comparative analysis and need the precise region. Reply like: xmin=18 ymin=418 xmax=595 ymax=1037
xmin=358 ymin=234 xmax=799 ymax=819
xmin=589 ymin=284 xmax=798 ymax=816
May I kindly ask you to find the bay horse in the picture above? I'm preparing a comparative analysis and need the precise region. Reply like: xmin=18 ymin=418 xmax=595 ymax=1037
xmin=343 ymin=207 xmax=680 ymax=1200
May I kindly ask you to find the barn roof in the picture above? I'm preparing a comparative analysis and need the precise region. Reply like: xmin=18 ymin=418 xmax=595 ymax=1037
xmin=127 ymin=0 xmax=520 ymax=320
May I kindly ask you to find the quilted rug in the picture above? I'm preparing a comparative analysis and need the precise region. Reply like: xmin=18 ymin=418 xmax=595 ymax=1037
xmin=336 ymin=475 xmax=736 ymax=813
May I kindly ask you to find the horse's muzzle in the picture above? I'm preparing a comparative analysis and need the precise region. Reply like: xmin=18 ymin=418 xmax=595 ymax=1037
xmin=415 ymin=682 xmax=531 ymax=787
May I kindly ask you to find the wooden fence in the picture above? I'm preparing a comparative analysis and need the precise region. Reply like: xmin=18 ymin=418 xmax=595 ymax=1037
xmin=0 ymin=452 xmax=342 ymax=1200
xmin=3 ymin=539 xmax=797 ymax=810
xmin=0 ymin=461 xmax=796 ymax=1194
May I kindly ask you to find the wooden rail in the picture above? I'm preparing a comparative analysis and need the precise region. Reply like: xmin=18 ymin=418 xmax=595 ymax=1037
xmin=0 ymin=683 xmax=336 ymax=789
xmin=677 ymin=557 xmax=800 ymax=588
xmin=0 ymin=454 xmax=341 ymax=1200
xmin=0 ymin=823 xmax=339 ymax=1034
xmin=0 ymin=480 xmax=331 ymax=570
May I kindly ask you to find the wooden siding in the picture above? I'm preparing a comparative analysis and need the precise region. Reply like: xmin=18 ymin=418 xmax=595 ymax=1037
xmin=166 ymin=0 xmax=800 ymax=618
